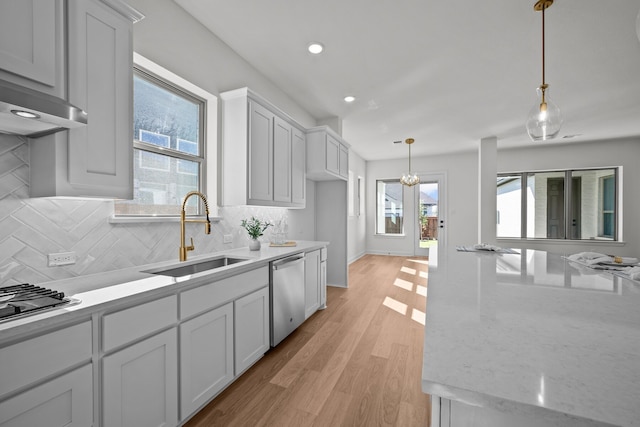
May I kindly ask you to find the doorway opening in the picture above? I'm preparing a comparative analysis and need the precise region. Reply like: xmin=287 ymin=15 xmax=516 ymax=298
xmin=415 ymin=175 xmax=444 ymax=257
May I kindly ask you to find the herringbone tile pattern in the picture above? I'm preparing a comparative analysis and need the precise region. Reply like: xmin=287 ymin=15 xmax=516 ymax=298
xmin=0 ymin=134 xmax=288 ymax=285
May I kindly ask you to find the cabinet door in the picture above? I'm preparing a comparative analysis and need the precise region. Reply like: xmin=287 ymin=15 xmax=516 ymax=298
xmin=291 ymin=127 xmax=306 ymax=206
xmin=305 ymin=250 xmax=321 ymax=319
xmin=103 ymin=328 xmax=178 ymax=427
xmin=325 ymin=135 xmax=340 ymax=175
xmin=67 ymin=0 xmax=133 ymax=199
xmin=0 ymin=364 xmax=92 ymax=427
xmin=273 ymin=116 xmax=292 ymax=203
xmin=234 ymin=287 xmax=269 ymax=375
xmin=320 ymin=259 xmax=327 ymax=308
xmin=180 ymin=303 xmax=233 ymax=418
xmin=339 ymin=144 xmax=349 ymax=178
xmin=248 ymin=100 xmax=274 ymax=203
xmin=0 ymin=0 xmax=64 ymax=97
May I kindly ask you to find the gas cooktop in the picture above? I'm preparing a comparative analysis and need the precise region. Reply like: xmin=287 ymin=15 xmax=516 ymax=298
xmin=0 ymin=283 xmax=79 ymax=322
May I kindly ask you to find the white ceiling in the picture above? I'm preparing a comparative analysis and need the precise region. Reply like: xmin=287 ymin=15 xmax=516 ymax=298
xmin=174 ymin=0 xmax=640 ymax=161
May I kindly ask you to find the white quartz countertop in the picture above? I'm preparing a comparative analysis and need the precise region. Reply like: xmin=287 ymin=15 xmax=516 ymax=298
xmin=0 ymin=241 xmax=327 ymax=343
xmin=421 ymin=246 xmax=640 ymax=427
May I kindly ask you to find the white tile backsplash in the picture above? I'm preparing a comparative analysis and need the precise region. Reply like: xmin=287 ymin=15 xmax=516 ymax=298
xmin=0 ymin=134 xmax=289 ymax=285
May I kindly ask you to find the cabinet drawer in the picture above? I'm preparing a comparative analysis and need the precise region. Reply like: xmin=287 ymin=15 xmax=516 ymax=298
xmin=181 ymin=266 xmax=269 ymax=319
xmin=0 ymin=364 xmax=93 ymax=426
xmin=0 ymin=321 xmax=92 ymax=398
xmin=103 ymin=295 xmax=177 ymax=352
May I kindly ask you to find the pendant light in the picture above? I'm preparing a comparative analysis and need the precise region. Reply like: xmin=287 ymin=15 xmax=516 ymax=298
xmin=400 ymin=138 xmax=420 ymax=187
xmin=526 ymin=0 xmax=562 ymax=141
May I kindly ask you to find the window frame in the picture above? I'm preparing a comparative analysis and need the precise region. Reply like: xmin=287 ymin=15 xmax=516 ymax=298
xmin=112 ymin=53 xmax=218 ymax=222
xmin=375 ymin=179 xmax=405 ymax=236
xmin=497 ymin=167 xmax=620 ymax=241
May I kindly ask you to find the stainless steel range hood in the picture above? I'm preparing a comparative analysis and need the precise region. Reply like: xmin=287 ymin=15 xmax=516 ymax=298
xmin=0 ymin=79 xmax=88 ymax=138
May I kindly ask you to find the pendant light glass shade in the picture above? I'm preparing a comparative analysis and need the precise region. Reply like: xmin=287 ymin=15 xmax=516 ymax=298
xmin=526 ymin=84 xmax=562 ymax=141
xmin=527 ymin=0 xmax=562 ymax=141
xmin=400 ymin=138 xmax=420 ymax=187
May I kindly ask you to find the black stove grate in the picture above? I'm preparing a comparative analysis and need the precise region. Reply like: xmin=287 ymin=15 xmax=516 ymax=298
xmin=0 ymin=283 xmax=71 ymax=321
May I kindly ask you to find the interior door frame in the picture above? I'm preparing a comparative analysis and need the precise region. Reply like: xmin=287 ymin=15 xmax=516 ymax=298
xmin=414 ymin=172 xmax=446 ymax=257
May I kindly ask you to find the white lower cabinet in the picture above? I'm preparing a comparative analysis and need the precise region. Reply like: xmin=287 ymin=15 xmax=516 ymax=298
xmin=320 ymin=249 xmax=327 ymax=309
xmin=103 ymin=328 xmax=178 ymax=427
xmin=234 ymin=287 xmax=270 ymax=375
xmin=180 ymin=303 xmax=234 ymax=418
xmin=305 ymin=250 xmax=321 ymax=319
xmin=0 ymin=364 xmax=92 ymax=427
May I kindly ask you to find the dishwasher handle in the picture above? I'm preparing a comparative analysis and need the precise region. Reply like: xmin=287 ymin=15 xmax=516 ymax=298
xmin=272 ymin=254 xmax=305 ymax=270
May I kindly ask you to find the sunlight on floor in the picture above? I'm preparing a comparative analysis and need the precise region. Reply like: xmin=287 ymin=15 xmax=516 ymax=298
xmin=411 ymin=308 xmax=426 ymax=325
xmin=393 ymin=277 xmax=414 ymax=291
xmin=401 ymin=266 xmax=417 ymax=275
xmin=383 ymin=258 xmax=430 ymax=326
xmin=416 ymin=284 xmax=427 ymax=297
xmin=383 ymin=296 xmax=408 ymax=315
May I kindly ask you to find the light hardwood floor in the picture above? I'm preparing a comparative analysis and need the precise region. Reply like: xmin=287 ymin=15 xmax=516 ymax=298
xmin=184 ymin=254 xmax=431 ymax=426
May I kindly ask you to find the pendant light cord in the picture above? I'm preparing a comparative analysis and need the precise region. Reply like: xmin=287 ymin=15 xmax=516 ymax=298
xmin=541 ymin=3 xmax=546 ymax=87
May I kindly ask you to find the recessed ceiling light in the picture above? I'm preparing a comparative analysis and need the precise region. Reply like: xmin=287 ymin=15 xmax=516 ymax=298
xmin=308 ymin=42 xmax=324 ymax=54
xmin=344 ymin=95 xmax=356 ymax=103
xmin=11 ymin=110 xmax=40 ymax=119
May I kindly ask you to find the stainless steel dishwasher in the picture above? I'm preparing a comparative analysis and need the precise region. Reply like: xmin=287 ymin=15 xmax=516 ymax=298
xmin=270 ymin=253 xmax=305 ymax=347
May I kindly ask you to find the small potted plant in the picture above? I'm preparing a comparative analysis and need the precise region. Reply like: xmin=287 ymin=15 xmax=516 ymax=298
xmin=241 ymin=217 xmax=271 ymax=251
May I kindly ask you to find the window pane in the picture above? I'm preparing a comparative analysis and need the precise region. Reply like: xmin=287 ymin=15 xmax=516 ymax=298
xmin=496 ymin=175 xmax=521 ymax=238
xmin=116 ymin=68 xmax=206 ymax=217
xmin=564 ymin=169 xmax=616 ymax=240
xmin=526 ymin=171 xmax=565 ymax=239
xmin=498 ymin=168 xmax=618 ymax=241
xmin=376 ymin=180 xmax=404 ymax=234
xmin=116 ymin=149 xmax=200 ymax=216
xmin=601 ymin=175 xmax=615 ymax=238
xmin=133 ymin=73 xmax=201 ymax=156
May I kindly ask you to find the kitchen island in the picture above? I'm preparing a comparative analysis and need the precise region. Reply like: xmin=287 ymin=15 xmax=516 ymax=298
xmin=422 ymin=246 xmax=640 ymax=427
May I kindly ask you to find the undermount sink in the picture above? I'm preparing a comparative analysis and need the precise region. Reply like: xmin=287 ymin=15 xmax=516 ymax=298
xmin=146 ymin=256 xmax=250 ymax=278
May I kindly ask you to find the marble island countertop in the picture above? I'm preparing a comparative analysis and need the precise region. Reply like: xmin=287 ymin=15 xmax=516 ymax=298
xmin=422 ymin=246 xmax=640 ymax=427
xmin=0 ymin=240 xmax=327 ymax=343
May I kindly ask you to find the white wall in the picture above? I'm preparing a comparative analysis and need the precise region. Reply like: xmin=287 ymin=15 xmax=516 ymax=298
xmin=347 ymin=150 xmax=366 ymax=263
xmin=127 ymin=0 xmax=316 ymax=129
xmin=366 ymin=151 xmax=478 ymax=256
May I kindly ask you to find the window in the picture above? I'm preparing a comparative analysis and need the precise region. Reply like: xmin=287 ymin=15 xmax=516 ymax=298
xmin=497 ymin=168 xmax=619 ymax=240
xmin=115 ymin=65 xmax=207 ymax=217
xmin=376 ymin=180 xmax=404 ymax=234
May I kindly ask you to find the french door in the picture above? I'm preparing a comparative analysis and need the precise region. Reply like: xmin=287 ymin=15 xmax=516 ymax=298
xmin=414 ymin=173 xmax=445 ymax=257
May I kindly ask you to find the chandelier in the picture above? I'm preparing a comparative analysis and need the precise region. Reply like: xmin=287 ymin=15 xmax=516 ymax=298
xmin=400 ymin=138 xmax=420 ymax=187
xmin=526 ymin=0 xmax=563 ymax=141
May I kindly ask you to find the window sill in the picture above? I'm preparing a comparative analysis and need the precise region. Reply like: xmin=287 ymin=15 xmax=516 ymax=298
xmin=374 ymin=233 xmax=406 ymax=238
xmin=497 ymin=238 xmax=626 ymax=246
xmin=109 ymin=215 xmax=223 ymax=224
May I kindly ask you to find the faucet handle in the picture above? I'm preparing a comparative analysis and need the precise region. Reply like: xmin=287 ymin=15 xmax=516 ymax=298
xmin=187 ymin=237 xmax=194 ymax=251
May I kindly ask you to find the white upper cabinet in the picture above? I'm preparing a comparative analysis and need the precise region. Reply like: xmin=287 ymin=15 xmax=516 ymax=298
xmin=306 ymin=126 xmax=350 ymax=181
xmin=248 ymin=101 xmax=274 ymax=203
xmin=220 ymin=87 xmax=306 ymax=208
xmin=273 ymin=115 xmax=292 ymax=203
xmin=291 ymin=127 xmax=306 ymax=206
xmin=29 ymin=0 xmax=139 ymax=198
xmin=0 ymin=0 xmax=65 ymax=98
xmin=67 ymin=0 xmax=133 ymax=198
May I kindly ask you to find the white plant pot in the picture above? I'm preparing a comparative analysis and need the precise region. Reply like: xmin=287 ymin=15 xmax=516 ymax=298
xmin=249 ymin=239 xmax=261 ymax=251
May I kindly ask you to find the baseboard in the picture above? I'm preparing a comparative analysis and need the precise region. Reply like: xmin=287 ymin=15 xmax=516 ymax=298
xmin=365 ymin=250 xmax=415 ymax=257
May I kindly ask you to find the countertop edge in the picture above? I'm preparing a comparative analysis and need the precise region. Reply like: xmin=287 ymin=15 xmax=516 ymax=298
xmin=0 ymin=241 xmax=328 ymax=343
